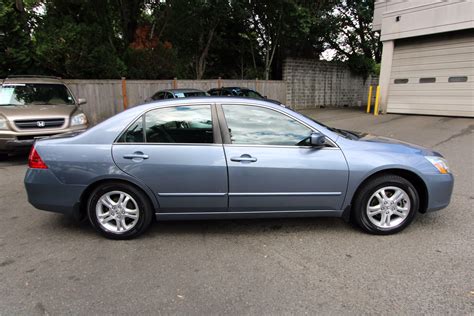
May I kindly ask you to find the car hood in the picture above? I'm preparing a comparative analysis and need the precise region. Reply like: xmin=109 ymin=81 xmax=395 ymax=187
xmin=0 ymin=104 xmax=77 ymax=119
xmin=354 ymin=132 xmax=440 ymax=156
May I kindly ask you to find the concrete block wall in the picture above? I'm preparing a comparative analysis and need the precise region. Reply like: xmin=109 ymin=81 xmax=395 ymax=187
xmin=283 ymin=58 xmax=379 ymax=109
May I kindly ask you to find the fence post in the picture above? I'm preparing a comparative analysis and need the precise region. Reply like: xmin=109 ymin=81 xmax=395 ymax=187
xmin=121 ymin=77 xmax=128 ymax=110
xmin=366 ymin=85 xmax=373 ymax=113
xmin=173 ymin=77 xmax=178 ymax=89
xmin=373 ymin=85 xmax=381 ymax=116
xmin=217 ymin=77 xmax=222 ymax=88
xmin=255 ymin=78 xmax=259 ymax=91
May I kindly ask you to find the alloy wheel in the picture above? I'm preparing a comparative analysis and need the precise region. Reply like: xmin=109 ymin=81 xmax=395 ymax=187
xmin=366 ymin=186 xmax=411 ymax=229
xmin=95 ymin=191 xmax=140 ymax=234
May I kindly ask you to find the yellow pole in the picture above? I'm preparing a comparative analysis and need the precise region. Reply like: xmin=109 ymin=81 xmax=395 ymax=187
xmin=373 ymin=85 xmax=380 ymax=116
xmin=366 ymin=85 xmax=373 ymax=113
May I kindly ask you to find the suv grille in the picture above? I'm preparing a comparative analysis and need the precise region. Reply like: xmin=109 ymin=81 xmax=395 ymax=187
xmin=14 ymin=118 xmax=65 ymax=129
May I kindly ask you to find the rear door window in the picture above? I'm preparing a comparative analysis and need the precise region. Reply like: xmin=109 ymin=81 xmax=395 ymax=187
xmin=119 ymin=105 xmax=214 ymax=144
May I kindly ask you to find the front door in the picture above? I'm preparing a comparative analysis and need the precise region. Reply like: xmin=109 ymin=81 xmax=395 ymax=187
xmin=219 ymin=104 xmax=348 ymax=212
xmin=112 ymin=104 xmax=228 ymax=212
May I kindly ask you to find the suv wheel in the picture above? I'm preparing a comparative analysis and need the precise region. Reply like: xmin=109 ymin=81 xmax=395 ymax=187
xmin=87 ymin=182 xmax=153 ymax=239
xmin=353 ymin=175 xmax=419 ymax=235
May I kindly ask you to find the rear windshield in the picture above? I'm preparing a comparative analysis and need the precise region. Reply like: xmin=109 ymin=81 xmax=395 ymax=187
xmin=0 ymin=83 xmax=75 ymax=106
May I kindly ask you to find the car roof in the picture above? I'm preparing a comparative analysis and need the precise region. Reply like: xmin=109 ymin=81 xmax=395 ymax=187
xmin=158 ymin=88 xmax=206 ymax=93
xmin=2 ymin=76 xmax=64 ymax=85
xmin=223 ymin=87 xmax=254 ymax=90
xmin=141 ymin=96 xmax=280 ymax=110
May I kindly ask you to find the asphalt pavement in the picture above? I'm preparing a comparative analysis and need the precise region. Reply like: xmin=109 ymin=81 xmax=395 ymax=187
xmin=0 ymin=108 xmax=472 ymax=315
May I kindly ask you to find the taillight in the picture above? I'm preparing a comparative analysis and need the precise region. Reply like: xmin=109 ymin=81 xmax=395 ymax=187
xmin=28 ymin=146 xmax=48 ymax=169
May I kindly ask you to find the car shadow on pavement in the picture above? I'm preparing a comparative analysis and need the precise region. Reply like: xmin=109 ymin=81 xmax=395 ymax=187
xmin=45 ymin=214 xmax=353 ymax=239
xmin=145 ymin=217 xmax=352 ymax=238
xmin=0 ymin=153 xmax=29 ymax=166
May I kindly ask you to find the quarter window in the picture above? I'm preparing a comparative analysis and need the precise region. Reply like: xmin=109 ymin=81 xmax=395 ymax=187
xmin=222 ymin=104 xmax=312 ymax=146
xmin=119 ymin=105 xmax=213 ymax=144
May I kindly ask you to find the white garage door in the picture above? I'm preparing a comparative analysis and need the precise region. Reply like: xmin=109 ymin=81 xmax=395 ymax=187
xmin=387 ymin=31 xmax=474 ymax=117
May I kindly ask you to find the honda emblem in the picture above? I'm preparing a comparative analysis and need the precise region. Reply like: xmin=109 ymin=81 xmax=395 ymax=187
xmin=36 ymin=121 xmax=45 ymax=127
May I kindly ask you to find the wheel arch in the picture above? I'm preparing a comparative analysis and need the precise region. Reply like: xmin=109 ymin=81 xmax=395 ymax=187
xmin=350 ymin=168 xmax=429 ymax=215
xmin=79 ymin=177 xmax=159 ymax=219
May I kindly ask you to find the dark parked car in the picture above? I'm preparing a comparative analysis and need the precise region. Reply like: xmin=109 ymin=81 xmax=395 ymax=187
xmin=146 ymin=89 xmax=207 ymax=102
xmin=25 ymin=97 xmax=453 ymax=239
xmin=208 ymin=87 xmax=281 ymax=104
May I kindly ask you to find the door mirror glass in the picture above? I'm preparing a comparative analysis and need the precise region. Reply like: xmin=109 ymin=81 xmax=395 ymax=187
xmin=310 ymin=132 xmax=326 ymax=147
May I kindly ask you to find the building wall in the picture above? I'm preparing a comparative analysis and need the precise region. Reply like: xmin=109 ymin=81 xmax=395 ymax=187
xmin=283 ymin=58 xmax=378 ymax=109
xmin=373 ymin=0 xmax=474 ymax=41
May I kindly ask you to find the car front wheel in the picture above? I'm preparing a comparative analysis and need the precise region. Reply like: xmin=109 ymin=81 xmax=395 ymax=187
xmin=353 ymin=175 xmax=419 ymax=235
xmin=87 ymin=182 xmax=153 ymax=239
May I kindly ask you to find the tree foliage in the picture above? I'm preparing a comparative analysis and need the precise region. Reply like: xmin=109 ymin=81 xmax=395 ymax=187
xmin=0 ymin=0 xmax=380 ymax=79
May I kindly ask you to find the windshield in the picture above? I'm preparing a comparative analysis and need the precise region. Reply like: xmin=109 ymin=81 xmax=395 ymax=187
xmin=0 ymin=83 xmax=75 ymax=106
xmin=239 ymin=89 xmax=263 ymax=99
xmin=183 ymin=91 xmax=207 ymax=97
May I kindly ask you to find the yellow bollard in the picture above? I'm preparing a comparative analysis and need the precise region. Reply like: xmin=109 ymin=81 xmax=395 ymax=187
xmin=373 ymin=85 xmax=380 ymax=116
xmin=366 ymin=85 xmax=373 ymax=113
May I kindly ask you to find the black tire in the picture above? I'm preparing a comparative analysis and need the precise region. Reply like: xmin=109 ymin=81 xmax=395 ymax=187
xmin=0 ymin=153 xmax=8 ymax=161
xmin=87 ymin=182 xmax=153 ymax=239
xmin=353 ymin=174 xmax=419 ymax=235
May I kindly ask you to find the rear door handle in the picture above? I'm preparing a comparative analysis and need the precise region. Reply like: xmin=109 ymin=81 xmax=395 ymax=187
xmin=123 ymin=152 xmax=149 ymax=160
xmin=230 ymin=154 xmax=257 ymax=163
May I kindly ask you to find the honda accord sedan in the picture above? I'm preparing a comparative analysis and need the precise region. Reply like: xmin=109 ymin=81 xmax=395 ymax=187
xmin=24 ymin=98 xmax=454 ymax=239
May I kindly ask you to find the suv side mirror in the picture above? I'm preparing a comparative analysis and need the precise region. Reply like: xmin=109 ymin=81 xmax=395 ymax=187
xmin=310 ymin=132 xmax=327 ymax=147
xmin=77 ymin=98 xmax=87 ymax=105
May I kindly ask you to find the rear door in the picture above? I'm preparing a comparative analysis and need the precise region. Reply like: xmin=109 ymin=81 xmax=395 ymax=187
xmin=218 ymin=103 xmax=349 ymax=213
xmin=112 ymin=104 xmax=228 ymax=213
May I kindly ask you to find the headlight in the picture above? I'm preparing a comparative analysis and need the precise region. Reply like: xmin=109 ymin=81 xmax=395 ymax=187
xmin=425 ymin=156 xmax=450 ymax=174
xmin=71 ymin=113 xmax=88 ymax=126
xmin=0 ymin=115 xmax=9 ymax=130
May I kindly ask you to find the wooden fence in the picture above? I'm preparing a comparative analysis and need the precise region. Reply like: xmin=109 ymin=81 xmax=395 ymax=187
xmin=64 ymin=79 xmax=287 ymax=124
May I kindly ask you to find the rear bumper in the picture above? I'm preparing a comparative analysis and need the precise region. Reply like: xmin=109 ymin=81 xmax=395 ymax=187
xmin=425 ymin=173 xmax=454 ymax=212
xmin=24 ymin=168 xmax=86 ymax=217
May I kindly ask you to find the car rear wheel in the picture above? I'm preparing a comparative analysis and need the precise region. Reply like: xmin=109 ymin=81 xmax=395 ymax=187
xmin=0 ymin=153 xmax=8 ymax=160
xmin=87 ymin=182 xmax=153 ymax=239
xmin=353 ymin=175 xmax=419 ymax=235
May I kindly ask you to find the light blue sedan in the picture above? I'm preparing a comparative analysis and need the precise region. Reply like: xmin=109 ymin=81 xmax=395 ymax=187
xmin=24 ymin=98 xmax=454 ymax=239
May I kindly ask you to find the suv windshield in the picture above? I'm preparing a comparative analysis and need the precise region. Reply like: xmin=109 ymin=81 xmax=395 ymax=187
xmin=0 ymin=83 xmax=75 ymax=106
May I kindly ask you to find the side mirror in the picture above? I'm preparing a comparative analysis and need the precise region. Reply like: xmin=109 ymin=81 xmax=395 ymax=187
xmin=264 ymin=96 xmax=268 ymax=99
xmin=77 ymin=98 xmax=87 ymax=105
xmin=310 ymin=132 xmax=327 ymax=147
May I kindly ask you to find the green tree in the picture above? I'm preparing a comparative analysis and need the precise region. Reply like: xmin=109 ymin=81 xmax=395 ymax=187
xmin=34 ymin=0 xmax=126 ymax=78
xmin=0 ymin=0 xmax=36 ymax=76
xmin=320 ymin=0 xmax=381 ymax=77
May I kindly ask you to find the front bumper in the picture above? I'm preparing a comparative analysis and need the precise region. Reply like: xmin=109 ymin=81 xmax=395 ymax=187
xmin=0 ymin=124 xmax=87 ymax=153
xmin=425 ymin=173 xmax=454 ymax=212
xmin=24 ymin=168 xmax=87 ymax=217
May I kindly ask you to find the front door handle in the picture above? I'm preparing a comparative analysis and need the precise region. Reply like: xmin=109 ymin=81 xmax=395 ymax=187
xmin=230 ymin=154 xmax=257 ymax=163
xmin=123 ymin=152 xmax=149 ymax=160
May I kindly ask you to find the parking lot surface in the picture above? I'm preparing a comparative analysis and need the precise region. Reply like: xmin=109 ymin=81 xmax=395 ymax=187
xmin=0 ymin=108 xmax=473 ymax=315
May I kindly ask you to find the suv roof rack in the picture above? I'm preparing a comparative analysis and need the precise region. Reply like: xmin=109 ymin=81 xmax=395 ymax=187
xmin=6 ymin=75 xmax=62 ymax=80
